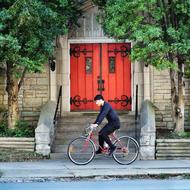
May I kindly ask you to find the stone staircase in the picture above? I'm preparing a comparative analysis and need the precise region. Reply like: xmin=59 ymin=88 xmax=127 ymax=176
xmin=50 ymin=112 xmax=138 ymax=159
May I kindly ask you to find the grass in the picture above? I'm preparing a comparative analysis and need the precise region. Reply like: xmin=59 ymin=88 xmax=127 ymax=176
xmin=0 ymin=148 xmax=49 ymax=162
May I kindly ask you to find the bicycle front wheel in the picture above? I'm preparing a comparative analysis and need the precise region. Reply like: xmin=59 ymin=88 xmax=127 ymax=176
xmin=113 ymin=136 xmax=139 ymax=165
xmin=67 ymin=136 xmax=95 ymax=165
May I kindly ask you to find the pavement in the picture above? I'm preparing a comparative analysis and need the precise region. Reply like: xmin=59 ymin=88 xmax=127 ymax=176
xmin=1 ymin=157 xmax=190 ymax=182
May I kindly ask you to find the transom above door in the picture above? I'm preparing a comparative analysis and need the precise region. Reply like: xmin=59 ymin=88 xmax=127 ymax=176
xmin=70 ymin=43 xmax=131 ymax=111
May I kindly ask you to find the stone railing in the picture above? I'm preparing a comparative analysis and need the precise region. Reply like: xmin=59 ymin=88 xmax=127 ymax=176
xmin=139 ymin=100 xmax=156 ymax=160
xmin=35 ymin=101 xmax=56 ymax=156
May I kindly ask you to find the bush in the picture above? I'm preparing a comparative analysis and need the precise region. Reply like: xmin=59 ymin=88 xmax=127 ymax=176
xmin=178 ymin=132 xmax=190 ymax=138
xmin=0 ymin=113 xmax=34 ymax=137
xmin=0 ymin=110 xmax=8 ymax=135
xmin=157 ymin=130 xmax=190 ymax=139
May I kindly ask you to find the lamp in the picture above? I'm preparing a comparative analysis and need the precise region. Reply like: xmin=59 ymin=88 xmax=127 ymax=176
xmin=49 ymin=57 xmax=56 ymax=71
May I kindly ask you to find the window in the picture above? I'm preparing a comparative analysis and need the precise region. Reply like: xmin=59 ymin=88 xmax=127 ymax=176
xmin=109 ymin=57 xmax=115 ymax=73
xmin=85 ymin=57 xmax=92 ymax=74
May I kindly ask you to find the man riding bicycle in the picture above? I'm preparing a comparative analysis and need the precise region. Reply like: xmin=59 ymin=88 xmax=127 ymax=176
xmin=91 ymin=94 xmax=121 ymax=156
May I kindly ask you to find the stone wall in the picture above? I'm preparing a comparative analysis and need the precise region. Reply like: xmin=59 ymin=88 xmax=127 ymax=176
xmin=0 ymin=65 xmax=50 ymax=126
xmin=153 ymin=68 xmax=190 ymax=131
xmin=153 ymin=69 xmax=174 ymax=130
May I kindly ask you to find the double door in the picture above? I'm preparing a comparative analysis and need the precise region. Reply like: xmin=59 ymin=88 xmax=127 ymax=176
xmin=70 ymin=43 xmax=131 ymax=111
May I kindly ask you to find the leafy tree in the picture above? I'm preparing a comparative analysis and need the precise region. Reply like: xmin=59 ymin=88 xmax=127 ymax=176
xmin=93 ymin=0 xmax=190 ymax=132
xmin=0 ymin=0 xmax=81 ymax=128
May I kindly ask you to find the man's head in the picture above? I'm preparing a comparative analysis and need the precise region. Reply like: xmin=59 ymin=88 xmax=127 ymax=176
xmin=94 ymin=94 xmax=104 ymax=107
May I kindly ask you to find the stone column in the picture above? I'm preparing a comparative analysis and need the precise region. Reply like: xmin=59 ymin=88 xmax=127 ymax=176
xmin=132 ymin=60 xmax=144 ymax=112
xmin=61 ymin=35 xmax=70 ymax=112
xmin=143 ymin=65 xmax=151 ymax=100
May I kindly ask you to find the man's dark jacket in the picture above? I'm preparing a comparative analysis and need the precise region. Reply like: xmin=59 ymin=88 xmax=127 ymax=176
xmin=94 ymin=101 xmax=120 ymax=129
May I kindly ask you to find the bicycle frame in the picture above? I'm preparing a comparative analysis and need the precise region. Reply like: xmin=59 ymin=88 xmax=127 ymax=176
xmin=85 ymin=127 xmax=123 ymax=154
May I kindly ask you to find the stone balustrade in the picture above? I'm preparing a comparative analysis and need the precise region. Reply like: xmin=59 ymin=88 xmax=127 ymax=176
xmin=140 ymin=100 xmax=156 ymax=160
xmin=35 ymin=101 xmax=56 ymax=156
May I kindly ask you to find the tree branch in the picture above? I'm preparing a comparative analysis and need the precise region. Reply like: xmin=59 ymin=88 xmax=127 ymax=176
xmin=18 ymin=67 xmax=27 ymax=90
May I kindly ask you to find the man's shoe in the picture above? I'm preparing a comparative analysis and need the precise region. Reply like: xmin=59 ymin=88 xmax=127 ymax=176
xmin=95 ymin=149 xmax=102 ymax=154
xmin=109 ymin=145 xmax=116 ymax=156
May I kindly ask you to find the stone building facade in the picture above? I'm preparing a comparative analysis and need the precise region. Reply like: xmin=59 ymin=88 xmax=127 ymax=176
xmin=0 ymin=66 xmax=50 ymax=126
xmin=0 ymin=0 xmax=190 ymax=131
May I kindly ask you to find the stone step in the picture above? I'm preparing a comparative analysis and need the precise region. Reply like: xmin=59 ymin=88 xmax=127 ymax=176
xmin=54 ymin=131 xmax=136 ymax=139
xmin=157 ymin=150 xmax=190 ymax=154
xmin=156 ymin=139 xmax=190 ymax=159
xmin=0 ymin=137 xmax=35 ymax=152
xmin=0 ymin=137 xmax=34 ymax=142
xmin=55 ymin=123 xmax=137 ymax=133
xmin=54 ymin=132 xmax=135 ymax=146
xmin=52 ymin=145 xmax=68 ymax=153
xmin=50 ymin=153 xmax=68 ymax=160
xmin=156 ymin=147 xmax=190 ymax=150
xmin=58 ymin=112 xmax=135 ymax=123
xmin=157 ymin=157 xmax=190 ymax=160
xmin=0 ymin=144 xmax=34 ymax=149
xmin=156 ymin=153 xmax=190 ymax=157
xmin=61 ymin=111 xmax=133 ymax=117
xmin=0 ymin=141 xmax=34 ymax=145
xmin=52 ymin=112 xmax=139 ymax=156
xmin=0 ymin=148 xmax=34 ymax=152
xmin=58 ymin=116 xmax=135 ymax=124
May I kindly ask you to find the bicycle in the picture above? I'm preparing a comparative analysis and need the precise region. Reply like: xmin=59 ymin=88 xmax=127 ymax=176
xmin=67 ymin=124 xmax=139 ymax=165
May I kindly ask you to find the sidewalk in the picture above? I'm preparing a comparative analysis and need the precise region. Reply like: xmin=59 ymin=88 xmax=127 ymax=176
xmin=1 ymin=158 xmax=190 ymax=181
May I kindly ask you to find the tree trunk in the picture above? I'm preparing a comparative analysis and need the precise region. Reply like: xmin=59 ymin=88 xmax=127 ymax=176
xmin=170 ymin=69 xmax=177 ymax=124
xmin=6 ymin=63 xmax=19 ymax=129
xmin=175 ymin=58 xmax=185 ymax=132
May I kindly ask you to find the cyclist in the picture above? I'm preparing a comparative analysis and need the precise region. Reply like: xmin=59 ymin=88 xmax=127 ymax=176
xmin=91 ymin=94 xmax=120 ymax=155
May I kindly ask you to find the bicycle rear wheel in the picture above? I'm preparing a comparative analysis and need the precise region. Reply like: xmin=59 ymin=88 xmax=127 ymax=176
xmin=67 ymin=136 xmax=95 ymax=165
xmin=113 ymin=136 xmax=139 ymax=165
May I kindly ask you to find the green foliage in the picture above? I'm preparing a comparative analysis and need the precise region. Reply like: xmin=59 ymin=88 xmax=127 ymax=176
xmin=0 ymin=115 xmax=34 ymax=137
xmin=158 ymin=131 xmax=190 ymax=139
xmin=94 ymin=0 xmax=190 ymax=72
xmin=8 ymin=120 xmax=34 ymax=137
xmin=0 ymin=0 xmax=81 ymax=74
xmin=0 ymin=109 xmax=8 ymax=134
xmin=177 ymin=131 xmax=190 ymax=138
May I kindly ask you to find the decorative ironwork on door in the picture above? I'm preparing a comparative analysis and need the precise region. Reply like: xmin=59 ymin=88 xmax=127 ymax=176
xmin=70 ymin=46 xmax=93 ymax=57
xmin=108 ymin=45 xmax=131 ymax=57
xmin=70 ymin=95 xmax=93 ymax=107
xmin=108 ymin=95 xmax=132 ymax=107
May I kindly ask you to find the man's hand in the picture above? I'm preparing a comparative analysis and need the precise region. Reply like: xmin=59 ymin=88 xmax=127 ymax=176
xmin=90 ymin=124 xmax=98 ymax=130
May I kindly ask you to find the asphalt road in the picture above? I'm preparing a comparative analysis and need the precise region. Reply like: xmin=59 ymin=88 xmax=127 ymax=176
xmin=1 ymin=179 xmax=190 ymax=190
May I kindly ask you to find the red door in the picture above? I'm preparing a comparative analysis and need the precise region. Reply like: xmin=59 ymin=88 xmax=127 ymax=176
xmin=70 ymin=43 xmax=131 ymax=111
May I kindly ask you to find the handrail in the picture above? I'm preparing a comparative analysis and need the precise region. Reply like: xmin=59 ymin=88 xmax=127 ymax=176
xmin=53 ymin=85 xmax=62 ymax=124
xmin=135 ymin=84 xmax=138 ymax=140
xmin=135 ymin=84 xmax=138 ymax=121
